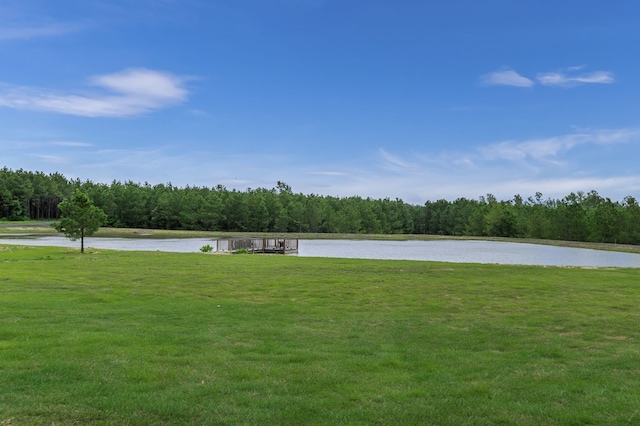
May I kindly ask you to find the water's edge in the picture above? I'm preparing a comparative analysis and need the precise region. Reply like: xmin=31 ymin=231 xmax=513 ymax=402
xmin=2 ymin=236 xmax=640 ymax=268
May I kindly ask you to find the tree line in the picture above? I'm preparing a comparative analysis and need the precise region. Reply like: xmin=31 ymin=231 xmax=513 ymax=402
xmin=2 ymin=167 xmax=640 ymax=244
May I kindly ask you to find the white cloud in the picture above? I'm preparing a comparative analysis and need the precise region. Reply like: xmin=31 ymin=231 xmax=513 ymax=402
xmin=310 ymin=171 xmax=348 ymax=176
xmin=0 ymin=23 xmax=78 ymax=40
xmin=33 ymin=154 xmax=68 ymax=164
xmin=0 ymin=68 xmax=189 ymax=117
xmin=537 ymin=70 xmax=615 ymax=87
xmin=481 ymin=136 xmax=576 ymax=162
xmin=482 ymin=66 xmax=615 ymax=89
xmin=480 ymin=128 xmax=640 ymax=163
xmin=50 ymin=141 xmax=93 ymax=147
xmin=90 ymin=69 xmax=187 ymax=100
xmin=1 ymin=139 xmax=93 ymax=149
xmin=4 ymin=128 xmax=640 ymax=204
xmin=378 ymin=148 xmax=418 ymax=171
xmin=480 ymin=70 xmax=535 ymax=87
xmin=306 ymin=128 xmax=640 ymax=202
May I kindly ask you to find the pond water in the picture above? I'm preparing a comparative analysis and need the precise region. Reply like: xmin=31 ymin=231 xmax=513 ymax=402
xmin=2 ymin=235 xmax=640 ymax=268
xmin=299 ymin=239 xmax=640 ymax=268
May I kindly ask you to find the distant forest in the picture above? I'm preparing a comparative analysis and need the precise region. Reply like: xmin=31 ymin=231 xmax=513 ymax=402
xmin=2 ymin=167 xmax=640 ymax=245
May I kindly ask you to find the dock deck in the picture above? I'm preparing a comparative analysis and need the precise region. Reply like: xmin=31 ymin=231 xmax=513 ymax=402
xmin=216 ymin=238 xmax=298 ymax=254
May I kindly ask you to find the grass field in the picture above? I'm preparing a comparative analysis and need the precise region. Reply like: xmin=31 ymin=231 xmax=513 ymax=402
xmin=1 ymin=245 xmax=640 ymax=425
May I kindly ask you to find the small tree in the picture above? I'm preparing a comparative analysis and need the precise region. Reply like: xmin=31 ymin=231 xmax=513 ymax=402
xmin=52 ymin=189 xmax=107 ymax=253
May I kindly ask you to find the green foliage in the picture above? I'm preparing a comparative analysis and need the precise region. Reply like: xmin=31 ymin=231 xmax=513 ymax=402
xmin=3 ymin=167 xmax=640 ymax=245
xmin=484 ymin=202 xmax=517 ymax=237
xmin=51 ymin=189 xmax=107 ymax=253
xmin=2 ymin=246 xmax=640 ymax=424
xmin=235 ymin=247 xmax=249 ymax=254
xmin=199 ymin=244 xmax=213 ymax=252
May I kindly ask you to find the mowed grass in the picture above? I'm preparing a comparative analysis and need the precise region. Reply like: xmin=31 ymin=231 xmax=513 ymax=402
xmin=1 ymin=246 xmax=640 ymax=425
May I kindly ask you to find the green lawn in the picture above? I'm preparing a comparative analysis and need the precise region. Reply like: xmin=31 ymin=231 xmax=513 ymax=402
xmin=1 ymin=245 xmax=639 ymax=425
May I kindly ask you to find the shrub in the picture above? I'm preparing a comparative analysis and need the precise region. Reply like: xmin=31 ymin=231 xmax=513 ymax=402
xmin=200 ymin=244 xmax=213 ymax=253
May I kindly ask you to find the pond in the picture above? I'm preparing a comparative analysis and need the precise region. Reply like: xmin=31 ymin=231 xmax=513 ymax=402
xmin=299 ymin=239 xmax=640 ymax=268
xmin=2 ymin=235 xmax=640 ymax=268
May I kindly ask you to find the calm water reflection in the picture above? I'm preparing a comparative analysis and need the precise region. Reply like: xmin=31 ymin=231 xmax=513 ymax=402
xmin=299 ymin=239 xmax=640 ymax=268
xmin=2 ymin=236 xmax=640 ymax=268
xmin=0 ymin=236 xmax=213 ymax=253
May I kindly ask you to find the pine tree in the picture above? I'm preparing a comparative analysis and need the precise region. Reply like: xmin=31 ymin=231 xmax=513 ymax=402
xmin=52 ymin=189 xmax=107 ymax=253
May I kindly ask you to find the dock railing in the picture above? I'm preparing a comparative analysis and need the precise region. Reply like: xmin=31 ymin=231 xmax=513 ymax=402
xmin=216 ymin=238 xmax=298 ymax=254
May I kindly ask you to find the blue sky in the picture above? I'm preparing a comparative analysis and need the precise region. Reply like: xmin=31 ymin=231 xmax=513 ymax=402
xmin=1 ymin=0 xmax=639 ymax=203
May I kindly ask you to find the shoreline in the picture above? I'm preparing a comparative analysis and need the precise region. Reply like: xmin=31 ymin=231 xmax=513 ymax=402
xmin=2 ymin=221 xmax=640 ymax=255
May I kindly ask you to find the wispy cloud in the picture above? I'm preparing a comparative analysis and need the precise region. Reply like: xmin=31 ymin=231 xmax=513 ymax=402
xmin=33 ymin=154 xmax=69 ymax=164
xmin=1 ymin=139 xmax=93 ymax=149
xmin=0 ymin=23 xmax=79 ymax=41
xmin=480 ymin=69 xmax=535 ymax=87
xmin=480 ymin=128 xmax=640 ymax=163
xmin=0 ymin=68 xmax=189 ymax=117
xmin=536 ymin=70 xmax=615 ymax=87
xmin=4 ymin=128 xmax=640 ymax=204
xmin=335 ymin=128 xmax=640 ymax=201
xmin=378 ymin=148 xmax=418 ymax=171
xmin=50 ymin=141 xmax=93 ymax=147
xmin=482 ymin=66 xmax=615 ymax=89
xmin=143 ymin=129 xmax=640 ymax=201
xmin=309 ymin=171 xmax=348 ymax=177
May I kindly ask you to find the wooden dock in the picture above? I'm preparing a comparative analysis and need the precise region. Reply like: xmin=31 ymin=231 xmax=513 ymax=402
xmin=216 ymin=238 xmax=298 ymax=255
